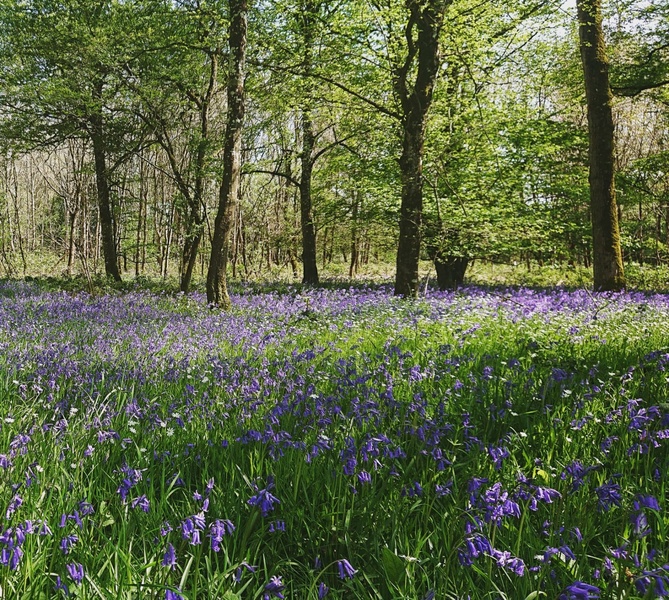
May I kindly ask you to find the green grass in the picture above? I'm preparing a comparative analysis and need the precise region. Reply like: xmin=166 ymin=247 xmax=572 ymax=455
xmin=0 ymin=284 xmax=668 ymax=598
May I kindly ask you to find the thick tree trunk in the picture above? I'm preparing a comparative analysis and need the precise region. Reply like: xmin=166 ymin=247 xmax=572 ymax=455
xmin=207 ymin=0 xmax=246 ymax=308
xmin=393 ymin=0 xmax=447 ymax=297
xmin=300 ymin=109 xmax=319 ymax=285
xmin=577 ymin=0 xmax=625 ymax=291
xmin=89 ymin=82 xmax=122 ymax=282
xmin=433 ymin=255 xmax=468 ymax=289
xmin=395 ymin=122 xmax=425 ymax=296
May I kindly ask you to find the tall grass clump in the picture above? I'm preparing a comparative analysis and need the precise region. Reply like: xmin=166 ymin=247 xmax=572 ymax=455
xmin=0 ymin=281 xmax=668 ymax=599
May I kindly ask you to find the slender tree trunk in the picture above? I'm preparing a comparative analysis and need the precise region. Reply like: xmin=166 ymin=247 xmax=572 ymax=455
xmin=207 ymin=0 xmax=247 ymax=308
xmin=180 ymin=205 xmax=203 ymax=292
xmin=393 ymin=0 xmax=447 ymax=297
xmin=349 ymin=192 xmax=359 ymax=278
xmin=90 ymin=80 xmax=122 ymax=282
xmin=67 ymin=209 xmax=78 ymax=276
xmin=577 ymin=0 xmax=624 ymax=290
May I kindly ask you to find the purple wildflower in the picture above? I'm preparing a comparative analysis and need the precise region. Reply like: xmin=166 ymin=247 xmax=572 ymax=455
xmin=248 ymin=483 xmax=280 ymax=517
xmin=165 ymin=589 xmax=184 ymax=600
xmin=337 ymin=558 xmax=357 ymax=579
xmin=634 ymin=494 xmax=660 ymax=511
xmin=357 ymin=471 xmax=371 ymax=484
xmin=66 ymin=562 xmax=85 ymax=585
xmin=264 ymin=575 xmax=285 ymax=599
xmin=491 ymin=549 xmax=525 ymax=576
xmin=162 ymin=543 xmax=177 ymax=569
xmin=5 ymin=494 xmax=22 ymax=520
xmin=60 ymin=534 xmax=79 ymax=555
xmin=209 ymin=519 xmax=235 ymax=551
xmin=595 ymin=481 xmax=622 ymax=512
xmin=234 ymin=561 xmax=257 ymax=582
xmin=0 ymin=545 xmax=23 ymax=570
xmin=435 ymin=481 xmax=453 ymax=496
xmin=54 ymin=575 xmax=69 ymax=596
xmin=131 ymin=495 xmax=150 ymax=513
xmin=558 ymin=581 xmax=600 ymax=599
xmin=317 ymin=582 xmax=329 ymax=598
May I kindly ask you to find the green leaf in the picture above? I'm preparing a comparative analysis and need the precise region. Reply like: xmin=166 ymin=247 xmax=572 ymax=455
xmin=381 ymin=547 xmax=405 ymax=584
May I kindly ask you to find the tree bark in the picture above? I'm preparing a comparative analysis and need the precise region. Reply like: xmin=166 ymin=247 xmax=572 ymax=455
xmin=577 ymin=0 xmax=625 ymax=291
xmin=298 ymin=2 xmax=319 ymax=286
xmin=300 ymin=108 xmax=319 ymax=285
xmin=89 ymin=80 xmax=122 ymax=282
xmin=393 ymin=0 xmax=447 ymax=297
xmin=207 ymin=0 xmax=247 ymax=308
xmin=429 ymin=248 xmax=467 ymax=290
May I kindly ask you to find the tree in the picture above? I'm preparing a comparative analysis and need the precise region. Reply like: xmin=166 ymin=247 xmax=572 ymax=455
xmin=122 ymin=0 xmax=228 ymax=292
xmin=0 ymin=0 xmax=145 ymax=281
xmin=392 ymin=0 xmax=449 ymax=297
xmin=207 ymin=0 xmax=248 ymax=307
xmin=577 ymin=0 xmax=625 ymax=290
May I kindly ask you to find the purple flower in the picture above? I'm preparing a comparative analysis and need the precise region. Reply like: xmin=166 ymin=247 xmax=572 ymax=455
xmin=0 ymin=545 xmax=23 ymax=570
xmin=248 ymin=486 xmax=280 ymax=517
xmin=131 ymin=495 xmax=150 ymax=513
xmin=317 ymin=582 xmax=329 ymax=598
xmin=490 ymin=549 xmax=525 ymax=576
xmin=162 ymin=543 xmax=177 ymax=569
xmin=595 ymin=481 xmax=622 ymax=512
xmin=535 ymin=487 xmax=561 ymax=504
xmin=78 ymin=501 xmax=94 ymax=516
xmin=269 ymin=520 xmax=285 ymax=533
xmin=66 ymin=562 xmax=85 ymax=585
xmin=54 ymin=575 xmax=69 ymax=596
xmin=165 ymin=589 xmax=184 ymax=600
xmin=458 ymin=533 xmax=492 ymax=566
xmin=234 ymin=561 xmax=257 ymax=582
xmin=5 ymin=494 xmax=23 ymax=520
xmin=337 ymin=558 xmax=357 ymax=579
xmin=488 ymin=445 xmax=509 ymax=470
xmin=558 ymin=581 xmax=600 ymax=600
xmin=630 ymin=510 xmax=651 ymax=537
xmin=60 ymin=534 xmax=79 ymax=555
xmin=357 ymin=471 xmax=371 ymax=484
xmin=634 ymin=565 xmax=669 ymax=597
xmin=264 ymin=575 xmax=285 ymax=599
xmin=181 ymin=513 xmax=206 ymax=545
xmin=634 ymin=494 xmax=660 ymax=511
xmin=435 ymin=481 xmax=453 ymax=496
xmin=209 ymin=519 xmax=235 ymax=551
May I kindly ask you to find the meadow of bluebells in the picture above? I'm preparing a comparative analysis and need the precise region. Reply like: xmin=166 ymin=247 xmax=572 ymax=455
xmin=0 ymin=280 xmax=669 ymax=598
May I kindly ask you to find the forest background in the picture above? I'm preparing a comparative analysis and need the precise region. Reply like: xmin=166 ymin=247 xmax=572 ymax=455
xmin=0 ymin=0 xmax=667 ymax=298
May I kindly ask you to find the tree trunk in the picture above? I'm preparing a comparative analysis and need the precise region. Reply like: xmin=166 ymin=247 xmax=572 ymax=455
xmin=395 ymin=122 xmax=425 ymax=296
xmin=207 ymin=0 xmax=247 ymax=308
xmin=180 ymin=205 xmax=203 ymax=292
xmin=577 ymin=0 xmax=625 ymax=291
xmin=393 ymin=0 xmax=447 ymax=297
xmin=433 ymin=254 xmax=468 ymax=290
xmin=67 ymin=209 xmax=78 ymax=276
xmin=349 ymin=191 xmax=359 ymax=279
xmin=90 ymin=80 xmax=122 ymax=282
xmin=300 ymin=109 xmax=319 ymax=285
